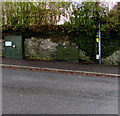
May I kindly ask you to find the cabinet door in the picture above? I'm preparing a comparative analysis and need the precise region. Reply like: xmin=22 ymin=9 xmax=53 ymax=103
xmin=14 ymin=36 xmax=23 ymax=59
xmin=5 ymin=36 xmax=15 ymax=58
xmin=4 ymin=36 xmax=23 ymax=59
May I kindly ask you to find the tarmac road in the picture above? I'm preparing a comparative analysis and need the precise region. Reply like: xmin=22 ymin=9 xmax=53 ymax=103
xmin=2 ymin=68 xmax=118 ymax=114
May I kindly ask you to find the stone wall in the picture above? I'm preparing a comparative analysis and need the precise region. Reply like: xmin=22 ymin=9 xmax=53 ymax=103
xmin=79 ymin=49 xmax=92 ymax=63
xmin=102 ymin=50 xmax=120 ymax=65
xmin=24 ymin=37 xmax=120 ymax=65
xmin=24 ymin=37 xmax=59 ymax=59
xmin=1 ymin=36 xmax=119 ymax=65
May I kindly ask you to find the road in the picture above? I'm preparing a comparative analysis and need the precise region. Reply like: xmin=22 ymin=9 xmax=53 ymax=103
xmin=2 ymin=68 xmax=118 ymax=114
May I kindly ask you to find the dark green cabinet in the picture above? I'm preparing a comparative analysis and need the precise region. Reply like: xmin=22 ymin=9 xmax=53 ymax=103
xmin=4 ymin=36 xmax=24 ymax=59
xmin=57 ymin=46 xmax=79 ymax=62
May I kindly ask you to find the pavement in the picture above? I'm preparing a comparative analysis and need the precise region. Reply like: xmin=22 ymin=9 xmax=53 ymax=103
xmin=0 ymin=57 xmax=120 ymax=77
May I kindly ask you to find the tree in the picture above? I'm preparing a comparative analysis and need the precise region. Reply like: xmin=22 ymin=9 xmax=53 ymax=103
xmin=63 ymin=2 xmax=107 ymax=61
xmin=100 ymin=2 xmax=120 ymax=57
xmin=2 ymin=2 xmax=71 ymax=31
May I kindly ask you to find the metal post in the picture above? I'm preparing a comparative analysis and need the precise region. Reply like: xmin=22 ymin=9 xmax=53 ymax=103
xmin=98 ymin=22 xmax=101 ymax=64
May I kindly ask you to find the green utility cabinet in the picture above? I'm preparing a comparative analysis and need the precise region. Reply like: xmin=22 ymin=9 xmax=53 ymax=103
xmin=4 ymin=36 xmax=24 ymax=59
xmin=57 ymin=46 xmax=79 ymax=62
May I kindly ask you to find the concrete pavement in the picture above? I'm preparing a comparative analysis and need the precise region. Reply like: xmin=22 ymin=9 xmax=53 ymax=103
xmin=1 ymin=57 xmax=120 ymax=77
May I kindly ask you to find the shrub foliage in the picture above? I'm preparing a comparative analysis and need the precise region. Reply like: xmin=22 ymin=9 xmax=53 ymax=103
xmin=2 ymin=2 xmax=120 ymax=61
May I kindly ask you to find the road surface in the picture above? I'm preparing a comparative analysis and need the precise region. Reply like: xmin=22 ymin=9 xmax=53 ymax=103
xmin=2 ymin=68 xmax=118 ymax=114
